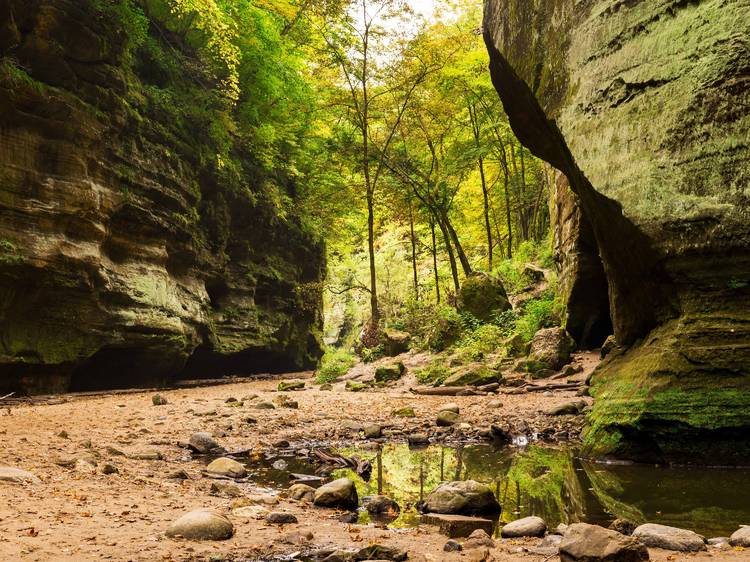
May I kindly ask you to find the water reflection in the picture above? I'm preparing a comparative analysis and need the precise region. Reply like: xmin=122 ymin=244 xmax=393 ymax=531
xmin=247 ymin=443 xmax=750 ymax=537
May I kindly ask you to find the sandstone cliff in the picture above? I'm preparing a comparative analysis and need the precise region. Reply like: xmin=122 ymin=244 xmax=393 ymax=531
xmin=485 ymin=0 xmax=750 ymax=462
xmin=0 ymin=0 xmax=324 ymax=394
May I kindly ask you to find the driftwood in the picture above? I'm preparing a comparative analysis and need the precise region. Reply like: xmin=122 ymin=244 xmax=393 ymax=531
xmin=525 ymin=383 xmax=581 ymax=392
xmin=0 ymin=392 xmax=14 ymax=401
xmin=410 ymin=386 xmax=470 ymax=396
xmin=312 ymin=448 xmax=372 ymax=481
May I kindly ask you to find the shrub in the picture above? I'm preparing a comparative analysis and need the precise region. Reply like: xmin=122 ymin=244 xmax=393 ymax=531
xmin=415 ymin=360 xmax=451 ymax=386
xmin=427 ymin=306 xmax=463 ymax=351
xmin=515 ymin=292 xmax=559 ymax=342
xmin=316 ymin=348 xmax=355 ymax=384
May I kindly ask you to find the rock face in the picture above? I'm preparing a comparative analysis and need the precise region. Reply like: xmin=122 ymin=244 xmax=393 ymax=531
xmin=559 ymin=524 xmax=649 ymax=562
xmin=632 ymin=524 xmax=706 ymax=552
xmin=422 ymin=480 xmax=501 ymax=516
xmin=0 ymin=1 xmax=324 ymax=395
xmin=484 ymin=0 xmax=750 ymax=464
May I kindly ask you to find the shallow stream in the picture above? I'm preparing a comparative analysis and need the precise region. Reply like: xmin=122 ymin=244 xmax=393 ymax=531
xmin=244 ymin=443 xmax=750 ymax=537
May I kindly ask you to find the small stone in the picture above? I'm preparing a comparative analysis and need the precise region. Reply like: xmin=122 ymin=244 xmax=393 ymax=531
xmin=232 ymin=505 xmax=269 ymax=519
xmin=288 ymin=483 xmax=316 ymax=502
xmin=152 ymin=394 xmax=168 ymax=406
xmin=211 ymin=482 xmax=244 ymax=497
xmin=352 ymin=545 xmax=407 ymax=561
xmin=254 ymin=401 xmax=276 ymax=409
xmin=392 ymin=406 xmax=416 ymax=418
xmin=319 ymin=383 xmax=333 ymax=391
xmin=266 ymin=512 xmax=298 ymax=524
xmin=407 ymin=433 xmax=429 ymax=446
xmin=165 ymin=509 xmax=234 ymax=540
xmin=188 ymin=432 xmax=223 ymax=454
xmin=365 ymin=495 xmax=400 ymax=515
xmin=313 ymin=478 xmax=358 ymax=510
xmin=105 ymin=446 xmax=126 ymax=457
xmin=127 ymin=449 xmax=163 ymax=461
xmin=501 ymin=516 xmax=547 ymax=538
xmin=487 ymin=400 xmax=503 ymax=408
xmin=101 ymin=463 xmax=119 ymax=475
xmin=444 ymin=539 xmax=462 ymax=552
xmin=375 ymin=362 xmax=406 ymax=383
xmin=609 ymin=519 xmax=637 ymax=535
xmin=57 ymin=430 xmax=69 ymax=439
xmin=206 ymin=457 xmax=248 ymax=478
xmin=274 ymin=395 xmax=299 ymax=409
xmin=547 ymin=400 xmax=587 ymax=416
xmin=555 ymin=523 xmax=569 ymax=535
xmin=632 ymin=523 xmax=706 ymax=552
xmin=75 ymin=459 xmax=98 ymax=474
xmin=730 ymin=527 xmax=750 ymax=547
xmin=167 ymin=469 xmax=190 ymax=480
xmin=345 ymin=380 xmax=368 ymax=392
xmin=437 ymin=410 xmax=460 ymax=426
xmin=273 ymin=439 xmax=291 ymax=448
xmin=708 ymin=537 xmax=730 ymax=547
xmin=338 ymin=512 xmax=359 ymax=523
xmin=225 ymin=397 xmax=238 ymax=403
xmin=464 ymin=528 xmax=496 ymax=549
xmin=364 ymin=424 xmax=382 ymax=439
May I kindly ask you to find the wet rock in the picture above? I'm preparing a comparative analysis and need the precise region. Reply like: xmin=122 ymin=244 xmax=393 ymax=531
xmin=206 ymin=457 xmax=248 ymax=479
xmin=254 ymin=401 xmax=276 ymax=409
xmin=345 ymin=381 xmax=368 ymax=392
xmin=152 ymin=394 xmax=168 ymax=406
xmin=528 ymin=327 xmax=575 ymax=371
xmin=489 ymin=424 xmax=512 ymax=444
xmin=407 ymin=433 xmax=429 ymax=446
xmin=609 ymin=519 xmax=637 ymax=536
xmin=365 ymin=495 xmax=400 ymax=515
xmin=548 ymin=400 xmax=587 ymax=416
xmin=313 ymin=478 xmax=359 ymax=510
xmin=444 ymin=539 xmax=463 ymax=552
xmin=167 ymin=469 xmax=190 ymax=480
xmin=100 ymin=463 xmax=119 ymax=475
xmin=464 ymin=528 xmax=496 ymax=549
xmin=375 ymin=362 xmax=406 ymax=383
xmin=273 ymin=439 xmax=291 ymax=448
xmin=437 ymin=410 xmax=460 ymax=426
xmin=392 ymin=406 xmax=416 ymax=418
xmin=632 ymin=523 xmax=706 ymax=552
xmin=233 ymin=494 xmax=279 ymax=507
xmin=278 ymin=380 xmax=305 ymax=392
xmin=338 ymin=512 xmax=359 ymax=524
xmin=501 ymin=516 xmax=547 ymax=538
xmin=423 ymin=480 xmax=501 ymax=515
xmin=289 ymin=483 xmax=316 ymax=502
xmin=364 ymin=424 xmax=382 ymax=439
xmin=188 ymin=432 xmax=223 ymax=454
xmin=166 ymin=509 xmax=234 ymax=540
xmin=560 ymin=523 xmax=649 ymax=562
xmin=211 ymin=482 xmax=244 ymax=497
xmin=730 ymin=527 xmax=750 ymax=547
xmin=382 ymin=329 xmax=411 ymax=356
xmin=422 ymin=513 xmax=494 ymax=538
xmin=266 ymin=512 xmax=298 ymax=524
xmin=523 ymin=263 xmax=546 ymax=282
xmin=439 ymin=402 xmax=460 ymax=414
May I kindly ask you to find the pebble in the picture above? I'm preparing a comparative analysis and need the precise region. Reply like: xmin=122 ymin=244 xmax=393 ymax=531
xmin=266 ymin=512 xmax=298 ymax=524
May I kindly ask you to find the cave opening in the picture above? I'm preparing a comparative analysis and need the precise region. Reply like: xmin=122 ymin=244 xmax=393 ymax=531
xmin=178 ymin=346 xmax=299 ymax=380
xmin=69 ymin=347 xmax=177 ymax=392
xmin=205 ymin=279 xmax=230 ymax=310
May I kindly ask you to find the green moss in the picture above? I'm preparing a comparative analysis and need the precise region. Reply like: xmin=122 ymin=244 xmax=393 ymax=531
xmin=316 ymin=348 xmax=355 ymax=384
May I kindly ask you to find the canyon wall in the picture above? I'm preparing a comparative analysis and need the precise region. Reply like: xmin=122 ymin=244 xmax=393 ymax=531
xmin=485 ymin=0 xmax=750 ymax=462
xmin=0 ymin=0 xmax=324 ymax=394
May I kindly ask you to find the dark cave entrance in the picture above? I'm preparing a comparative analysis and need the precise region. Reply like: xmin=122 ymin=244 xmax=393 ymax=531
xmin=564 ymin=211 xmax=614 ymax=350
xmin=69 ymin=347 xmax=180 ymax=392
xmin=178 ymin=346 xmax=300 ymax=380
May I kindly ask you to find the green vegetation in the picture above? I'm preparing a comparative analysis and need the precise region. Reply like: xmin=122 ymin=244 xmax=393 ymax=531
xmin=315 ymin=348 xmax=355 ymax=384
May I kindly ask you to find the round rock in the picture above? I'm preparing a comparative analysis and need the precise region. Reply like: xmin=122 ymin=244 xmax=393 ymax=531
xmin=501 ymin=516 xmax=547 ymax=538
xmin=166 ymin=509 xmax=234 ymax=540
xmin=560 ymin=523 xmax=648 ymax=562
xmin=206 ymin=457 xmax=247 ymax=478
xmin=313 ymin=478 xmax=358 ymax=510
xmin=423 ymin=480 xmax=501 ymax=515
xmin=289 ymin=483 xmax=316 ymax=502
xmin=633 ymin=523 xmax=706 ymax=552
xmin=188 ymin=432 xmax=222 ymax=454
xmin=730 ymin=527 xmax=750 ymax=547
xmin=0 ymin=467 xmax=41 ymax=484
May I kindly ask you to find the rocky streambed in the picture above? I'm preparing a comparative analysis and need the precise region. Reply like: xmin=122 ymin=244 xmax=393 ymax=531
xmin=1 ymin=373 xmax=749 ymax=561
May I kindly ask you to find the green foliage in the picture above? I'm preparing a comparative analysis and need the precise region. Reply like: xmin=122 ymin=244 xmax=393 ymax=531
xmin=360 ymin=344 xmax=385 ymax=364
xmin=316 ymin=348 xmax=355 ymax=384
xmin=455 ymin=323 xmax=505 ymax=362
xmin=515 ymin=291 xmax=558 ymax=342
xmin=414 ymin=359 xmax=452 ymax=386
xmin=0 ymin=239 xmax=22 ymax=265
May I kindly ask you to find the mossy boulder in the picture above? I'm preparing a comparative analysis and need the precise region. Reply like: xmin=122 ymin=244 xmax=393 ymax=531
xmin=382 ymin=330 xmax=411 ymax=357
xmin=527 ymin=327 xmax=575 ymax=371
xmin=458 ymin=273 xmax=511 ymax=322
xmin=392 ymin=406 xmax=416 ymax=418
xmin=278 ymin=380 xmax=305 ymax=392
xmin=443 ymin=365 xmax=500 ymax=387
xmin=374 ymin=362 xmax=406 ymax=383
xmin=428 ymin=310 xmax=463 ymax=352
xmin=345 ymin=380 xmax=368 ymax=392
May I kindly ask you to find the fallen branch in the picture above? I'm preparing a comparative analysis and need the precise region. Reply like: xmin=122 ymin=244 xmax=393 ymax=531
xmin=409 ymin=386 xmax=470 ymax=396
xmin=312 ymin=448 xmax=372 ymax=481
xmin=525 ymin=383 xmax=581 ymax=392
xmin=0 ymin=392 xmax=15 ymax=401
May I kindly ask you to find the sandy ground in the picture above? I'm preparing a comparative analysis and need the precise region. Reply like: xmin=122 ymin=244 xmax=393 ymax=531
xmin=1 ymin=355 xmax=748 ymax=562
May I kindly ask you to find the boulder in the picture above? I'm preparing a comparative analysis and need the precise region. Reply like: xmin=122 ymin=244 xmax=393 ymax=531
xmin=609 ymin=519 xmax=637 ymax=536
xmin=278 ymin=380 xmax=305 ymax=392
xmin=382 ymin=329 xmax=411 ymax=356
xmin=428 ymin=312 xmax=462 ymax=352
xmin=523 ymin=263 xmax=546 ymax=282
xmin=459 ymin=273 xmax=511 ymax=322
xmin=345 ymin=381 xmax=368 ymax=392
xmin=443 ymin=365 xmax=499 ymax=387
xmin=505 ymin=333 xmax=529 ymax=357
xmin=439 ymin=403 xmax=460 ymax=414
xmin=464 ymin=528 xmax=496 ymax=549
xmin=528 ymin=327 xmax=575 ymax=371
xmin=501 ymin=516 xmax=547 ymax=538
xmin=423 ymin=480 xmax=501 ymax=515
xmin=730 ymin=527 xmax=750 ymax=547
xmin=188 ymin=432 xmax=223 ymax=454
xmin=0 ymin=467 xmax=41 ymax=484
xmin=632 ymin=524 xmax=706 ymax=552
xmin=313 ymin=478 xmax=358 ymax=510
xmin=421 ymin=513 xmax=494 ymax=538
xmin=288 ymin=483 xmax=316 ymax=502
xmin=266 ymin=512 xmax=298 ymax=524
xmin=364 ymin=495 xmax=400 ymax=516
xmin=375 ymin=362 xmax=406 ymax=383
xmin=548 ymin=400 xmax=587 ymax=416
xmin=392 ymin=406 xmax=416 ymax=418
xmin=205 ymin=457 xmax=248 ymax=479
xmin=559 ymin=523 xmax=649 ymax=562
xmin=254 ymin=401 xmax=276 ymax=409
xmin=165 ymin=509 xmax=234 ymax=540
xmin=437 ymin=410 xmax=460 ymax=427
xmin=600 ymin=335 xmax=618 ymax=359
xmin=363 ymin=424 xmax=382 ymax=439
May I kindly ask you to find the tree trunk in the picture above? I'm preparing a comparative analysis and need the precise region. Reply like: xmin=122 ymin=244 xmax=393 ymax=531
xmin=409 ymin=201 xmax=419 ymax=300
xmin=436 ymin=214 xmax=460 ymax=295
xmin=442 ymin=211 xmax=472 ymax=277
xmin=479 ymin=156 xmax=493 ymax=270
xmin=430 ymin=217 xmax=441 ymax=304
